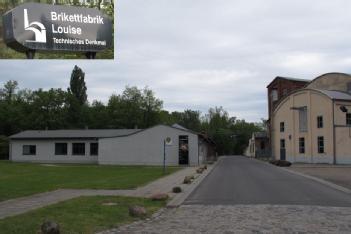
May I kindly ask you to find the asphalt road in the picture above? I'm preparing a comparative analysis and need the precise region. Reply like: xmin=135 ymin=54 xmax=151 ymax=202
xmin=185 ymin=156 xmax=351 ymax=206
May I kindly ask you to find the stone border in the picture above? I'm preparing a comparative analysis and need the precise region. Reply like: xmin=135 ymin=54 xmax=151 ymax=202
xmin=252 ymin=157 xmax=351 ymax=195
xmin=166 ymin=158 xmax=221 ymax=208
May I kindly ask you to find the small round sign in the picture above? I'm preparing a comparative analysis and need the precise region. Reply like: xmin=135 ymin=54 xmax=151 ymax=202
xmin=165 ymin=137 xmax=172 ymax=145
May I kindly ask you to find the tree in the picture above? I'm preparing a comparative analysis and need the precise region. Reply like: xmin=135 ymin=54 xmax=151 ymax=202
xmin=68 ymin=65 xmax=87 ymax=105
xmin=0 ymin=80 xmax=18 ymax=101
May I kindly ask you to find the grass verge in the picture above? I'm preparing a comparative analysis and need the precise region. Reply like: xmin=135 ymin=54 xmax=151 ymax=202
xmin=0 ymin=161 xmax=180 ymax=201
xmin=0 ymin=196 xmax=165 ymax=234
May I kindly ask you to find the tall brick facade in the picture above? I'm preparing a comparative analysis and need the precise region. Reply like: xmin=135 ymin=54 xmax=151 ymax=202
xmin=267 ymin=77 xmax=310 ymax=121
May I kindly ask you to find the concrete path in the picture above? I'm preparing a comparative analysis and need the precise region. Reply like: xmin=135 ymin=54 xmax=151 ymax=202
xmin=0 ymin=166 xmax=195 ymax=219
xmin=185 ymin=156 xmax=351 ymax=206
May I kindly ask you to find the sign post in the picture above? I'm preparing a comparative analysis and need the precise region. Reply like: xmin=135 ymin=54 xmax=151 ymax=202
xmin=163 ymin=137 xmax=172 ymax=174
xmin=2 ymin=3 xmax=113 ymax=59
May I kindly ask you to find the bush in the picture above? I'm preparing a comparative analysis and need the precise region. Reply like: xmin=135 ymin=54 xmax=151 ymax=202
xmin=172 ymin=186 xmax=182 ymax=193
xmin=183 ymin=175 xmax=193 ymax=184
xmin=269 ymin=159 xmax=292 ymax=167
xmin=0 ymin=136 xmax=9 ymax=160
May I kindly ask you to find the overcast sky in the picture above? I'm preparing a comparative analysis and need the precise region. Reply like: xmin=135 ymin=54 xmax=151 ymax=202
xmin=1 ymin=0 xmax=351 ymax=122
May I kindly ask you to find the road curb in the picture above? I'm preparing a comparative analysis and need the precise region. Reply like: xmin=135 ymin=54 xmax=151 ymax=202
xmin=166 ymin=158 xmax=221 ymax=208
xmin=252 ymin=157 xmax=351 ymax=195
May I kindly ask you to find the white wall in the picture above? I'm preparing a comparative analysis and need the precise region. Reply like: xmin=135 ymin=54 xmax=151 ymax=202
xmin=10 ymin=139 xmax=98 ymax=164
xmin=99 ymin=125 xmax=199 ymax=166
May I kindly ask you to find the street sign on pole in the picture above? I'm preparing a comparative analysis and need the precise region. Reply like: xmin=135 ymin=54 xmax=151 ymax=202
xmin=163 ymin=137 xmax=171 ymax=174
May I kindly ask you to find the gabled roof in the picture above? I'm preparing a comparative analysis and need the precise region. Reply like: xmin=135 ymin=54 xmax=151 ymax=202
xmin=266 ymin=76 xmax=310 ymax=88
xmin=171 ymin=124 xmax=189 ymax=131
xmin=9 ymin=129 xmax=142 ymax=139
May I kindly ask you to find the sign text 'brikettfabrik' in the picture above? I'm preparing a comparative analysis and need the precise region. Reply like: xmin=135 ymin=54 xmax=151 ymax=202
xmin=2 ymin=3 xmax=113 ymax=53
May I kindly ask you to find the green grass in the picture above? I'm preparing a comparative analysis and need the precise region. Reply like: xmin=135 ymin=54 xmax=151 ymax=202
xmin=0 ymin=196 xmax=165 ymax=234
xmin=0 ymin=161 xmax=179 ymax=201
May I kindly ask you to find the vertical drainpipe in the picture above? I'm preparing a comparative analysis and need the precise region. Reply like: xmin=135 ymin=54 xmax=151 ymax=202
xmin=332 ymin=100 xmax=336 ymax=165
xmin=197 ymin=137 xmax=200 ymax=166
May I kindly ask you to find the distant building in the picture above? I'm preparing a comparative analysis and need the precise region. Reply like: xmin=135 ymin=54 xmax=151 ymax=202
xmin=271 ymin=73 xmax=351 ymax=164
xmin=246 ymin=77 xmax=310 ymax=160
xmin=245 ymin=132 xmax=270 ymax=158
xmin=9 ymin=124 xmax=216 ymax=166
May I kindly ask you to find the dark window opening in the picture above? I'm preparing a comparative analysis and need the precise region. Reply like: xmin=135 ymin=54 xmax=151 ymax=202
xmin=346 ymin=113 xmax=351 ymax=126
xmin=299 ymin=137 xmax=305 ymax=154
xmin=179 ymin=135 xmax=189 ymax=165
xmin=23 ymin=145 xmax=36 ymax=155
xmin=260 ymin=141 xmax=265 ymax=150
xmin=90 ymin=143 xmax=98 ymax=156
xmin=317 ymin=116 xmax=323 ymax=128
xmin=72 ymin=143 xmax=85 ymax=156
xmin=280 ymin=139 xmax=285 ymax=149
xmin=318 ymin=136 xmax=324 ymax=154
xmin=280 ymin=122 xmax=285 ymax=132
xmin=55 ymin=143 xmax=67 ymax=155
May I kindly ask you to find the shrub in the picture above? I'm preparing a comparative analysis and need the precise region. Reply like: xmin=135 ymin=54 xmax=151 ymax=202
xmin=172 ymin=186 xmax=182 ymax=193
xmin=0 ymin=135 xmax=9 ymax=160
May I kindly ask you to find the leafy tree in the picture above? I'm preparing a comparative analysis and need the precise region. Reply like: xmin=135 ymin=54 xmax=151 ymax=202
xmin=68 ymin=65 xmax=87 ymax=105
xmin=0 ymin=80 xmax=18 ymax=101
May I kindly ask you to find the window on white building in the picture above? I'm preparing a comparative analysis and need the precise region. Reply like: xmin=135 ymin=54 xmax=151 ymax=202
xmin=72 ymin=143 xmax=85 ymax=155
xmin=280 ymin=122 xmax=285 ymax=132
xmin=23 ymin=145 xmax=36 ymax=155
xmin=90 ymin=143 xmax=98 ymax=156
xmin=318 ymin=136 xmax=324 ymax=154
xmin=346 ymin=113 xmax=351 ymax=126
xmin=299 ymin=137 xmax=305 ymax=154
xmin=317 ymin=116 xmax=323 ymax=128
xmin=55 ymin=143 xmax=67 ymax=155
xmin=271 ymin=89 xmax=278 ymax=101
xmin=299 ymin=107 xmax=308 ymax=132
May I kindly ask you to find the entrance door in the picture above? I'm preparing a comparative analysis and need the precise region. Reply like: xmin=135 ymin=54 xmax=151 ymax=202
xmin=179 ymin=135 xmax=189 ymax=165
xmin=280 ymin=139 xmax=286 ymax=160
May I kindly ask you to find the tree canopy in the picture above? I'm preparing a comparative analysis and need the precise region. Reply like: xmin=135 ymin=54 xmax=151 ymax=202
xmin=0 ymin=65 xmax=264 ymax=158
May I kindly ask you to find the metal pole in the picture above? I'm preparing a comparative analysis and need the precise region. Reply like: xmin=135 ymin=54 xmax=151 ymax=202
xmin=25 ymin=50 xmax=35 ymax=59
xmin=163 ymin=140 xmax=166 ymax=174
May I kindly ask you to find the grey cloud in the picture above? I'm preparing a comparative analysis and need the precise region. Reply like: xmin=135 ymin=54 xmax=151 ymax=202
xmin=2 ymin=0 xmax=351 ymax=122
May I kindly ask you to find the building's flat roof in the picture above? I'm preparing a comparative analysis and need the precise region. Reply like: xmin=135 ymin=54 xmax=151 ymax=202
xmin=10 ymin=129 xmax=142 ymax=139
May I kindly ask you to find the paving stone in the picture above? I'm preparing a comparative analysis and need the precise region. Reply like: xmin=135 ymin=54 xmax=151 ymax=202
xmin=99 ymin=204 xmax=351 ymax=234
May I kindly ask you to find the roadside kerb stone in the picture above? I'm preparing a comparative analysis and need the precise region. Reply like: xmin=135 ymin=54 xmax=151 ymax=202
xmin=167 ymin=159 xmax=220 ymax=208
xmin=252 ymin=157 xmax=351 ymax=195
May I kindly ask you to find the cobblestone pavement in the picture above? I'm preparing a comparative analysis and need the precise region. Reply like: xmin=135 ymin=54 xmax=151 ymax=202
xmin=0 ymin=167 xmax=196 ymax=219
xmin=101 ymin=204 xmax=351 ymax=234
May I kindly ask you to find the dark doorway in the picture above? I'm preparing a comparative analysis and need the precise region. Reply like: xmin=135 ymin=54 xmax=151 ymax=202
xmin=179 ymin=135 xmax=189 ymax=165
xmin=280 ymin=139 xmax=286 ymax=160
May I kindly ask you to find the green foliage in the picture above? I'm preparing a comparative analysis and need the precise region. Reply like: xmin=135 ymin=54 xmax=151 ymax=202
xmin=69 ymin=65 xmax=87 ymax=105
xmin=0 ymin=161 xmax=180 ymax=201
xmin=0 ymin=136 xmax=9 ymax=160
xmin=0 ymin=64 xmax=264 ymax=156
xmin=0 ymin=196 xmax=165 ymax=234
